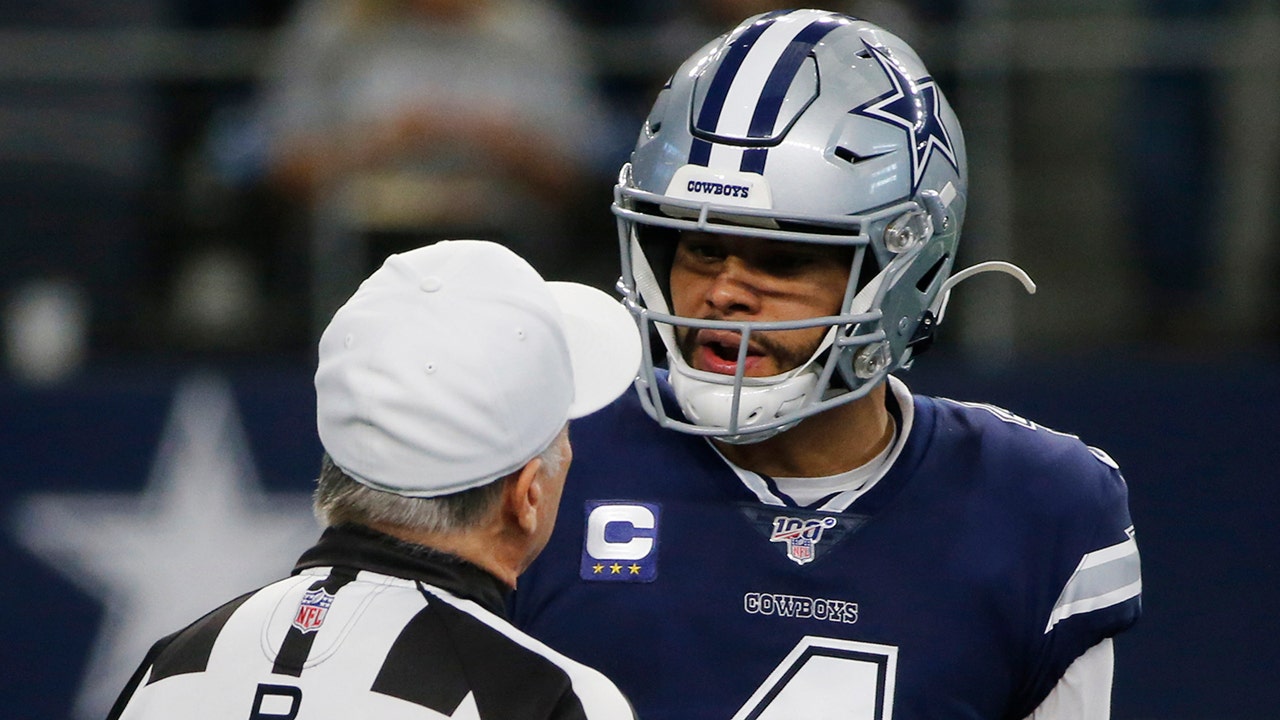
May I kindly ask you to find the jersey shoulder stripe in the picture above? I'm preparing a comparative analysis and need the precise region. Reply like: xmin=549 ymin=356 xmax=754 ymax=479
xmin=147 ymin=590 xmax=254 ymax=685
xmin=420 ymin=584 xmax=635 ymax=718
xmin=1046 ymin=529 xmax=1142 ymax=633
xmin=368 ymin=595 xmax=476 ymax=713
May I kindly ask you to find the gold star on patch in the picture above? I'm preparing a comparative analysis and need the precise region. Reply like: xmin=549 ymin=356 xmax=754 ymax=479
xmin=609 ymin=563 xmax=623 ymax=574
xmin=628 ymin=564 xmax=641 ymax=575
xmin=592 ymin=563 xmax=604 ymax=574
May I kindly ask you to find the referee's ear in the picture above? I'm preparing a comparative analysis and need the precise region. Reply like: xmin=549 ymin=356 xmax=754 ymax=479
xmin=506 ymin=457 xmax=545 ymax=538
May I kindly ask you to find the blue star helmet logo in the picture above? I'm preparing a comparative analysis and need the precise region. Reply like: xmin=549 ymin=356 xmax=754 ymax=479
xmin=850 ymin=40 xmax=959 ymax=195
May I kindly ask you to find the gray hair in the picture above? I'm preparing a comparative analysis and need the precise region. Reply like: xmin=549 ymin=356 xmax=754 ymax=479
xmin=314 ymin=425 xmax=569 ymax=534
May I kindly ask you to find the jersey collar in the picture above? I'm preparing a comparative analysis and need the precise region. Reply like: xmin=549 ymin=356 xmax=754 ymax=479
xmin=716 ymin=375 xmax=917 ymax=513
xmin=292 ymin=523 xmax=509 ymax=616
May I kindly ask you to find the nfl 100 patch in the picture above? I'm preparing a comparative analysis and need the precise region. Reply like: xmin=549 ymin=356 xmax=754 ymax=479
xmin=770 ymin=515 xmax=837 ymax=565
xmin=740 ymin=504 xmax=869 ymax=566
xmin=580 ymin=501 xmax=660 ymax=582
xmin=291 ymin=587 xmax=335 ymax=633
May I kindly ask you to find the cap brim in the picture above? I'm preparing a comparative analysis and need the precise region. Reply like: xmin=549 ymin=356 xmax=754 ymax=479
xmin=548 ymin=282 xmax=641 ymax=418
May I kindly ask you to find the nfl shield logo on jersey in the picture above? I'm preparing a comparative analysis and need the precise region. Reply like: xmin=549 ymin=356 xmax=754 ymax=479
xmin=741 ymin=505 xmax=869 ymax=566
xmin=770 ymin=516 xmax=838 ymax=565
xmin=292 ymin=587 xmax=335 ymax=633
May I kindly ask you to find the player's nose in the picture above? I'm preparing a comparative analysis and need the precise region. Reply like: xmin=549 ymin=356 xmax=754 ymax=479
xmin=705 ymin=257 xmax=764 ymax=316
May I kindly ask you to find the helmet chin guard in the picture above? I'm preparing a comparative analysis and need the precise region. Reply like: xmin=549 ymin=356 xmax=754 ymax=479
xmin=613 ymin=10 xmax=1032 ymax=442
xmin=668 ymin=361 xmax=820 ymax=444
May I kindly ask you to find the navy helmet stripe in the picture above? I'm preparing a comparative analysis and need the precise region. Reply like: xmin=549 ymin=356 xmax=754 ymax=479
xmin=689 ymin=13 xmax=783 ymax=167
xmin=740 ymin=148 xmax=768 ymax=174
xmin=692 ymin=10 xmax=788 ymax=141
xmin=739 ymin=18 xmax=841 ymax=174
xmin=689 ymin=138 xmax=713 ymax=167
xmin=746 ymin=18 xmax=841 ymax=140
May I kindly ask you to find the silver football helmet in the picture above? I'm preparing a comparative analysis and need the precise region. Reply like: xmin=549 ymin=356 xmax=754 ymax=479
xmin=614 ymin=9 xmax=1033 ymax=443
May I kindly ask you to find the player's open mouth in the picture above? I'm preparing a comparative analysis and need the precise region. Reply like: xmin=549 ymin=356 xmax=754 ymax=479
xmin=692 ymin=330 xmax=765 ymax=375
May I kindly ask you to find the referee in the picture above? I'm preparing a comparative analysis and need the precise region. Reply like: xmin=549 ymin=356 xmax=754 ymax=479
xmin=109 ymin=240 xmax=641 ymax=719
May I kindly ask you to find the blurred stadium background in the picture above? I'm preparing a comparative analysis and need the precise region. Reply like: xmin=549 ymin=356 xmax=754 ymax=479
xmin=2 ymin=1 xmax=1276 ymax=718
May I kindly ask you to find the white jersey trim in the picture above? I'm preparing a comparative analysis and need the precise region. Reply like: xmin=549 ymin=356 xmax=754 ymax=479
xmin=717 ymin=376 xmax=915 ymax=511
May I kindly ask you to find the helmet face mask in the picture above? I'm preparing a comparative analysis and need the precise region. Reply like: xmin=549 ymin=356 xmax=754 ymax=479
xmin=613 ymin=9 xmax=969 ymax=443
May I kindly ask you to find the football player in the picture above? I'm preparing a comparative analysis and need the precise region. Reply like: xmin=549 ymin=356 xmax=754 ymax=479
xmin=512 ymin=10 xmax=1141 ymax=719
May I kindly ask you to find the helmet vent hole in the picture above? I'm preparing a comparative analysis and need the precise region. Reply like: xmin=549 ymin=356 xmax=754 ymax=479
xmin=916 ymin=255 xmax=948 ymax=292
xmin=834 ymin=146 xmax=890 ymax=166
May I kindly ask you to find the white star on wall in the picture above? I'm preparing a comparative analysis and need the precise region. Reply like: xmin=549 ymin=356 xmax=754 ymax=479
xmin=12 ymin=374 xmax=319 ymax=720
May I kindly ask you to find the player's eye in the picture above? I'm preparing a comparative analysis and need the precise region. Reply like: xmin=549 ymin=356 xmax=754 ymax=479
xmin=678 ymin=236 xmax=729 ymax=263
xmin=754 ymin=248 xmax=833 ymax=278
xmin=758 ymin=252 xmax=811 ymax=275
xmin=691 ymin=243 xmax=727 ymax=261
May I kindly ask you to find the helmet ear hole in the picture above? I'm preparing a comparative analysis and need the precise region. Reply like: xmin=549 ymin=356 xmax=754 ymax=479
xmin=854 ymin=248 xmax=883 ymax=295
xmin=915 ymin=255 xmax=949 ymax=293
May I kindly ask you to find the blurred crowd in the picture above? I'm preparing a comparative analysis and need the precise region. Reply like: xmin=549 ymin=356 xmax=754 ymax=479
xmin=1 ymin=0 xmax=1275 ymax=384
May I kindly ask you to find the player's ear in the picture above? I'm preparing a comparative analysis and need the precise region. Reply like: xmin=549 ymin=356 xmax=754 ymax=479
xmin=505 ymin=457 xmax=544 ymax=536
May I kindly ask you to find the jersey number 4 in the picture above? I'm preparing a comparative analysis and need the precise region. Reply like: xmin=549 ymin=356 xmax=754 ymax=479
xmin=731 ymin=637 xmax=898 ymax=720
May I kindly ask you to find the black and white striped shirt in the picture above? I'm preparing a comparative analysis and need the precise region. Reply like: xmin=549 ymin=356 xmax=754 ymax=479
xmin=109 ymin=524 xmax=635 ymax=719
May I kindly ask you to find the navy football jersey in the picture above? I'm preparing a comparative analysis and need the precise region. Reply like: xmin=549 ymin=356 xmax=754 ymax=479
xmin=512 ymin=377 xmax=1141 ymax=719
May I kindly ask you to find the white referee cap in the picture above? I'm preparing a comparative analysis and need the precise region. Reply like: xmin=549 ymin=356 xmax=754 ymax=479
xmin=315 ymin=240 xmax=640 ymax=497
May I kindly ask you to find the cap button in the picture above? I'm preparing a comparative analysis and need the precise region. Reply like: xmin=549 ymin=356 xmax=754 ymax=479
xmin=419 ymin=276 xmax=443 ymax=293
